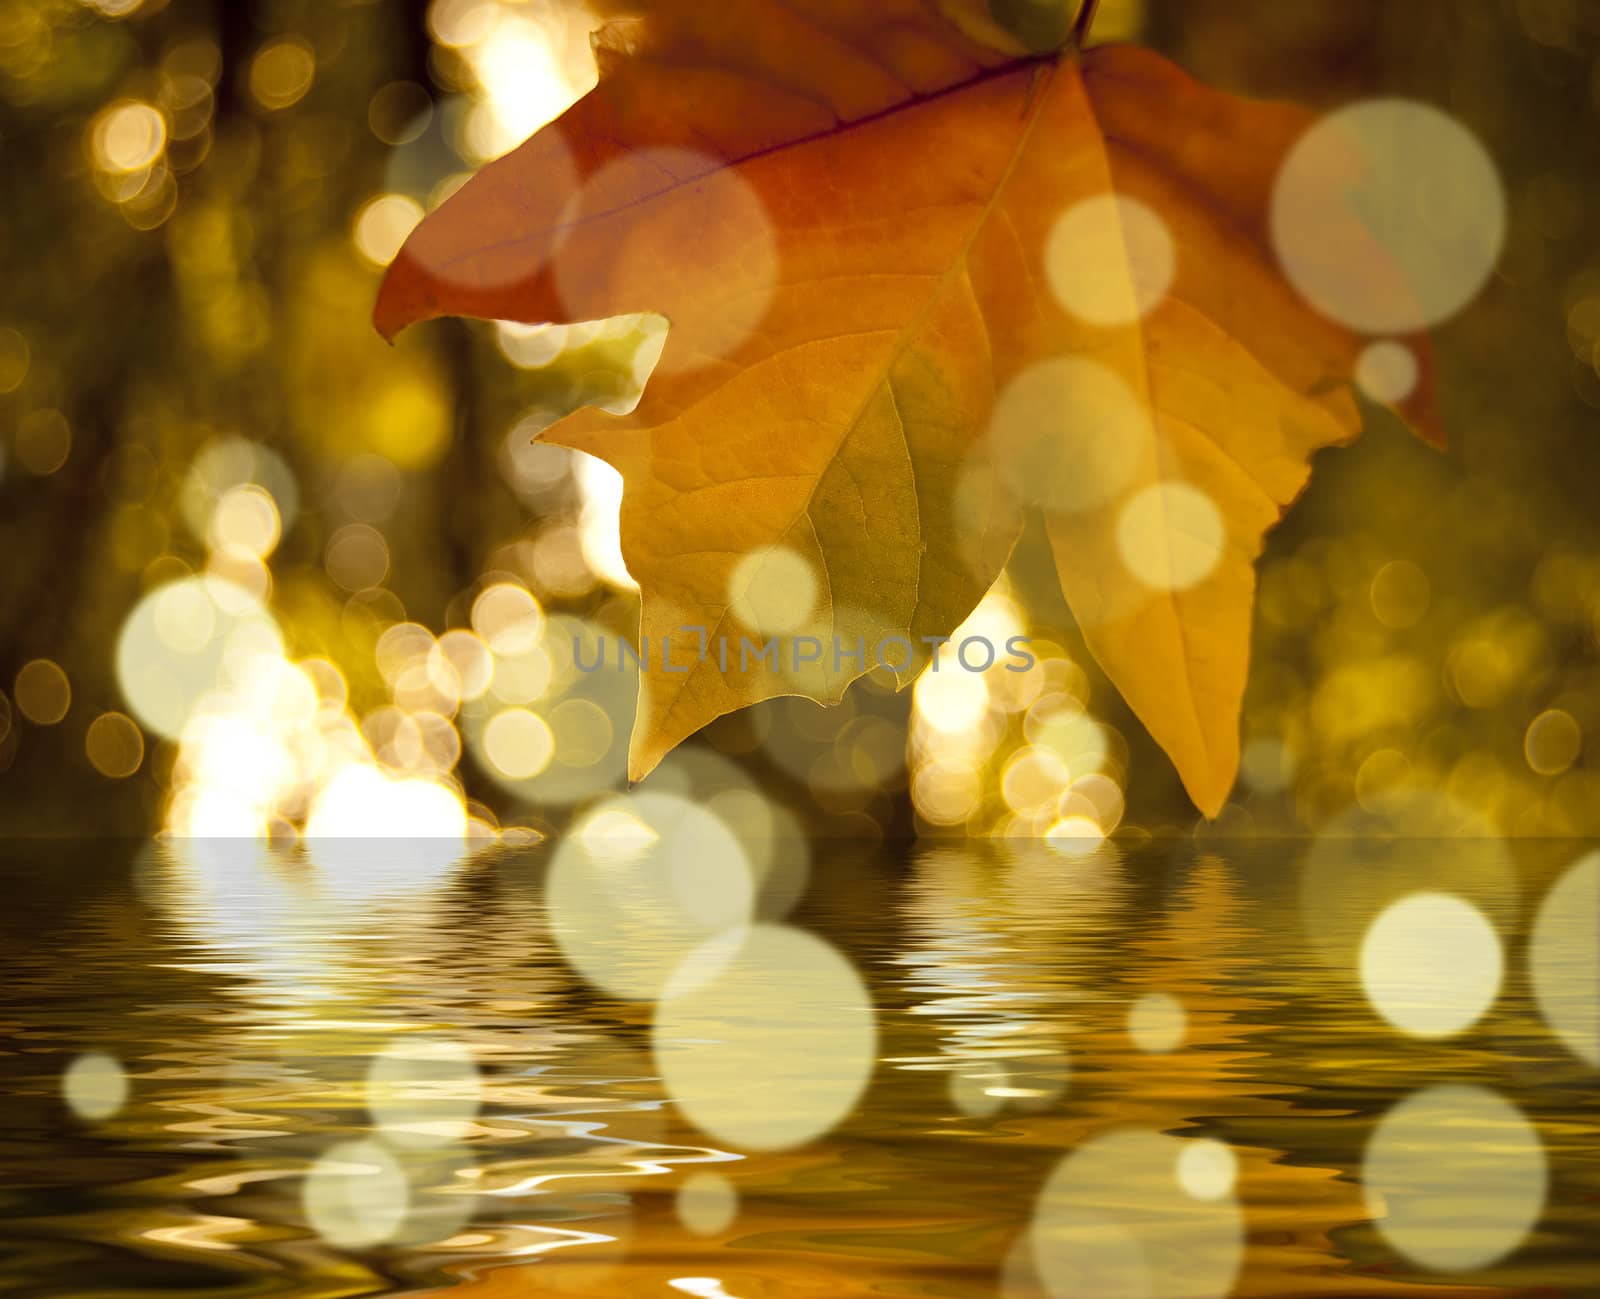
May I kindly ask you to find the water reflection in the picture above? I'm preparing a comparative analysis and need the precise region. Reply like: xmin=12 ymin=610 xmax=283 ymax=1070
xmin=0 ymin=837 xmax=1593 ymax=1297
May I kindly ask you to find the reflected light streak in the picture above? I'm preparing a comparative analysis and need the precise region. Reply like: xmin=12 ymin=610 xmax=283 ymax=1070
xmin=136 ymin=1215 xmax=248 ymax=1254
xmin=669 ymin=1280 xmax=744 ymax=1299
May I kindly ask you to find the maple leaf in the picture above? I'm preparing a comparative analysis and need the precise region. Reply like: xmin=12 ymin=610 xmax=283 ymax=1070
xmin=376 ymin=1 xmax=1439 ymax=817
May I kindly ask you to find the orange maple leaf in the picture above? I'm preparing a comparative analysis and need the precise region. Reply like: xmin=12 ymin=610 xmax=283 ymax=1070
xmin=376 ymin=0 xmax=1441 ymax=816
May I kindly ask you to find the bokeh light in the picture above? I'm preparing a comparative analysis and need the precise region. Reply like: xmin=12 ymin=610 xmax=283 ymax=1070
xmin=1359 ymin=892 xmax=1503 ymax=1038
xmin=1273 ymin=99 xmax=1505 ymax=332
xmin=208 ymin=484 xmax=282 ymax=559
xmin=1362 ymin=1085 xmax=1545 ymax=1271
xmin=355 ymin=194 xmax=425 ymax=268
xmin=654 ymin=925 xmax=876 ymax=1150
xmin=1524 ymin=708 xmax=1581 ymax=775
xmin=912 ymin=759 xmax=984 ymax=826
xmin=91 ymin=101 xmax=165 ymax=173
xmin=61 ymin=1052 xmax=129 ymax=1122
xmin=369 ymin=80 xmax=433 ymax=147
xmin=728 ymin=547 xmax=819 ymax=638
xmin=0 ymin=327 xmax=29 ymax=394
xmin=548 ymin=792 xmax=754 ymax=1000
xmin=1355 ymin=340 xmax=1419 ymax=403
xmin=677 ymin=1172 xmax=738 ymax=1237
xmin=1369 ymin=560 xmax=1430 ymax=629
xmin=325 ymin=524 xmax=391 ymax=592
xmin=304 ymin=765 xmax=468 ymax=866
xmin=1045 ymin=814 xmax=1105 ymax=855
xmin=365 ymin=1038 xmax=482 ymax=1148
xmin=302 ymin=1139 xmax=410 ymax=1250
xmin=987 ymin=359 xmax=1143 ymax=514
xmin=461 ymin=614 xmax=633 ymax=805
xmin=699 ymin=782 xmax=811 ymax=921
xmin=115 ymin=577 xmax=283 ymax=741
xmin=85 ymin=712 xmax=145 ymax=779
xmin=916 ymin=666 xmax=990 ymax=737
xmin=1528 ymin=853 xmax=1599 ymax=1066
xmin=79 ymin=0 xmax=151 ymax=16
xmin=15 ymin=410 xmax=71 ymax=475
xmin=1028 ymin=1129 xmax=1243 ymax=1299
xmin=86 ymin=93 xmax=176 ymax=228
xmin=1116 ymin=482 xmax=1225 ymax=591
xmin=553 ymin=146 xmax=778 ymax=372
xmin=471 ymin=582 xmax=543 ymax=655
xmin=14 ymin=660 xmax=70 ymax=726
xmin=248 ymin=37 xmax=316 ymax=112
xmin=1126 ymin=991 xmax=1187 ymax=1054
xmin=181 ymin=438 xmax=299 ymax=544
xmin=1045 ymin=194 xmax=1175 ymax=325
xmin=901 ymin=583 xmax=1125 ymax=840
xmin=482 ymin=707 xmax=554 ymax=779
xmin=437 ymin=0 xmax=599 ymax=161
xmin=950 ymin=1068 xmax=1010 ymax=1119
xmin=1175 ymin=1140 xmax=1238 ymax=1202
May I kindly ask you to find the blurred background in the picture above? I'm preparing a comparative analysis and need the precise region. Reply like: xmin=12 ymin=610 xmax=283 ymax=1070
xmin=2 ymin=0 xmax=1599 ymax=847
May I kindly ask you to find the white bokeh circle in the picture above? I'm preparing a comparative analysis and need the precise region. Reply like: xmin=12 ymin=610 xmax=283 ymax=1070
xmin=1272 ymin=99 xmax=1504 ymax=333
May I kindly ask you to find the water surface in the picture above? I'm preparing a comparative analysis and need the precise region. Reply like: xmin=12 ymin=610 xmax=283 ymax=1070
xmin=0 ymin=838 xmax=1594 ymax=1298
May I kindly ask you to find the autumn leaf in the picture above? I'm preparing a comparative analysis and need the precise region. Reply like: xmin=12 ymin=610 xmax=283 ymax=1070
xmin=376 ymin=0 xmax=1439 ymax=817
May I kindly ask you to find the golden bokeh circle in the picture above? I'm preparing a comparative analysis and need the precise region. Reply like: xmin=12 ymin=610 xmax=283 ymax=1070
xmin=14 ymin=659 xmax=70 ymax=726
xmin=85 ymin=712 xmax=145 ymax=779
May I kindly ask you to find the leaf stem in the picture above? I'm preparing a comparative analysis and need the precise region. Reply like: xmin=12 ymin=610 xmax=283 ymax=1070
xmin=1072 ymin=0 xmax=1102 ymax=47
